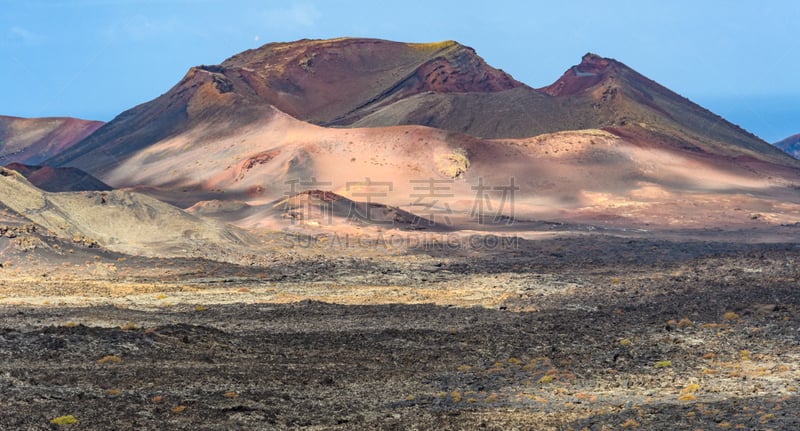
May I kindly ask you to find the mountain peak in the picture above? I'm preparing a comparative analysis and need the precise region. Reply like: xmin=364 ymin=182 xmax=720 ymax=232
xmin=578 ymin=52 xmax=615 ymax=73
xmin=540 ymin=53 xmax=617 ymax=97
xmin=216 ymin=37 xmax=523 ymax=123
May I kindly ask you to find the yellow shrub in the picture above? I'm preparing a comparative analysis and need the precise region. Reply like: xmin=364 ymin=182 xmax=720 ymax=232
xmin=538 ymin=375 xmax=555 ymax=384
xmin=621 ymin=418 xmax=640 ymax=428
xmin=97 ymin=355 xmax=122 ymax=365
xmin=681 ymin=383 xmax=700 ymax=393
xmin=120 ymin=322 xmax=138 ymax=331
xmin=722 ymin=311 xmax=740 ymax=321
xmin=50 ymin=415 xmax=78 ymax=425
xmin=435 ymin=149 xmax=470 ymax=178
xmin=171 ymin=405 xmax=187 ymax=414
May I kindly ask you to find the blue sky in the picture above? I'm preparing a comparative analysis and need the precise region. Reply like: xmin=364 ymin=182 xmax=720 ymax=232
xmin=1 ymin=0 xmax=798 ymax=142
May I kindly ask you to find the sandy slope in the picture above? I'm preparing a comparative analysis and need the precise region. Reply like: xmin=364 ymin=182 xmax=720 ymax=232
xmin=29 ymin=38 xmax=799 ymax=233
xmin=87 ymin=109 xmax=800 ymax=231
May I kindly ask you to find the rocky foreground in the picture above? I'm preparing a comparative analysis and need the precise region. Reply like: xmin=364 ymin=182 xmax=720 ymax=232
xmin=0 ymin=234 xmax=798 ymax=430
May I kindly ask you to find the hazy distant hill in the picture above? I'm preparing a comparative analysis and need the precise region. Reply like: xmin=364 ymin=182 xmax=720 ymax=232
xmin=0 ymin=115 xmax=103 ymax=165
xmin=4 ymin=162 xmax=111 ymax=192
xmin=775 ymin=134 xmax=800 ymax=159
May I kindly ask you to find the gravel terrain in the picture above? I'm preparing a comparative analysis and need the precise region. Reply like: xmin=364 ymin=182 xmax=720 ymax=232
xmin=1 ymin=234 xmax=799 ymax=430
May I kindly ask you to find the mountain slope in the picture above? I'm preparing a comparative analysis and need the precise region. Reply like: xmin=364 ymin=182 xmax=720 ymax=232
xmin=0 ymin=116 xmax=103 ymax=164
xmin=0 ymin=167 xmax=256 ymax=260
xmin=49 ymin=38 xmax=795 ymax=175
xmin=775 ymin=134 xmax=800 ymax=159
xmin=546 ymin=54 xmax=791 ymax=163
xmin=81 ymin=106 xmax=800 ymax=230
xmin=356 ymin=52 xmax=793 ymax=165
xmin=220 ymin=38 xmax=522 ymax=124
xmin=5 ymin=162 xmax=112 ymax=192
xmin=39 ymin=38 xmax=800 ymax=230
xmin=47 ymin=38 xmax=521 ymax=174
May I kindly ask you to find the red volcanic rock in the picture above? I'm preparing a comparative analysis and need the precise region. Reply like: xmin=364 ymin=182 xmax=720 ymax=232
xmin=296 ymin=189 xmax=343 ymax=202
xmin=408 ymin=49 xmax=520 ymax=93
xmin=276 ymin=189 xmax=442 ymax=229
xmin=217 ymin=38 xmax=524 ymax=123
xmin=3 ymin=162 xmax=37 ymax=176
xmin=540 ymin=53 xmax=615 ymax=97
xmin=236 ymin=149 xmax=282 ymax=180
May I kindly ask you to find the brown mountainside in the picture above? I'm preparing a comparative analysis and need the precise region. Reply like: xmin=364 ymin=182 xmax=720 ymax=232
xmin=0 ymin=116 xmax=103 ymax=165
xmin=4 ymin=162 xmax=111 ymax=192
xmin=220 ymin=38 xmax=522 ymax=124
xmin=47 ymin=38 xmax=520 ymax=174
xmin=47 ymin=38 xmax=795 ymax=176
xmin=355 ymin=52 xmax=792 ymax=165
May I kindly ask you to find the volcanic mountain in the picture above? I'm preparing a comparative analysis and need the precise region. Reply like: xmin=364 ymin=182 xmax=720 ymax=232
xmin=45 ymin=39 xmax=517 ymax=173
xmin=775 ymin=134 xmax=800 ymax=159
xmin=38 ymin=38 xmax=800 ymax=230
xmin=48 ymin=38 xmax=794 ymax=174
xmin=0 ymin=115 xmax=103 ymax=165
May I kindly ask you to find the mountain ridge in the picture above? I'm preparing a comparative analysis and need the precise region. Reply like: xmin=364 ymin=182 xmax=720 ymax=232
xmin=19 ymin=37 xmax=799 ymax=233
xmin=47 ymin=38 xmax=795 ymax=173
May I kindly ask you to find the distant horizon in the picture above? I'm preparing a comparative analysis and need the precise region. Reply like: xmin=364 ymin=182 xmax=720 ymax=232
xmin=2 ymin=1 xmax=798 ymax=143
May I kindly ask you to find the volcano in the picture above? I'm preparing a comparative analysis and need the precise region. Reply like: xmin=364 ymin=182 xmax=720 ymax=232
xmin=25 ymin=38 xmax=800 ymax=230
xmin=48 ymin=38 xmax=794 ymax=173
